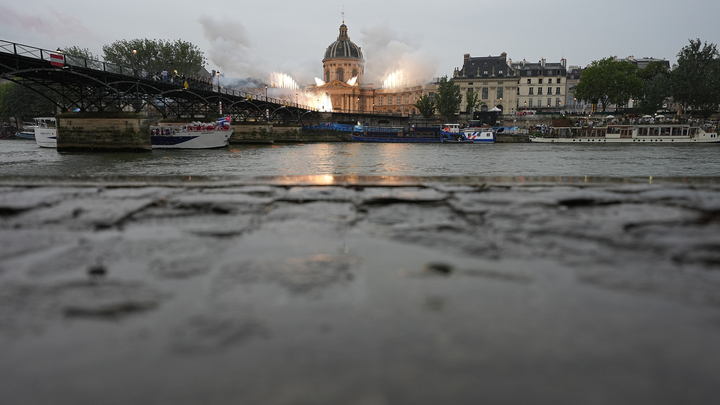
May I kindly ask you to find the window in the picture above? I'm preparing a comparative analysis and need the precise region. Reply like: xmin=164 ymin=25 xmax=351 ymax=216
xmin=556 ymin=87 xmax=561 ymax=95
xmin=482 ymin=87 xmax=488 ymax=99
xmin=397 ymin=95 xmax=401 ymax=105
xmin=483 ymin=82 xmax=488 ymax=85
xmin=527 ymin=79 xmax=531 ymax=84
xmin=497 ymin=87 xmax=504 ymax=99
xmin=352 ymin=69 xmax=358 ymax=78
xmin=378 ymin=97 xmax=383 ymax=106
xmin=325 ymin=70 xmax=330 ymax=83
xmin=528 ymin=99 xmax=533 ymax=108
xmin=337 ymin=68 xmax=344 ymax=82
xmin=404 ymin=95 xmax=409 ymax=104
xmin=468 ymin=82 xmax=473 ymax=85
xmin=538 ymin=79 xmax=543 ymax=84
xmin=547 ymin=87 xmax=552 ymax=95
xmin=557 ymin=78 xmax=561 ymax=84
xmin=548 ymin=79 xmax=553 ymax=84
xmin=538 ymin=87 xmax=543 ymax=95
xmin=556 ymin=98 xmax=561 ymax=106
xmin=388 ymin=96 xmax=392 ymax=105
xmin=529 ymin=87 xmax=534 ymax=95
xmin=547 ymin=98 xmax=552 ymax=107
xmin=537 ymin=98 xmax=542 ymax=107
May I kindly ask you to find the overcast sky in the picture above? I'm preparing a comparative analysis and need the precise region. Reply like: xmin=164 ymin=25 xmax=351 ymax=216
xmin=2 ymin=0 xmax=718 ymax=88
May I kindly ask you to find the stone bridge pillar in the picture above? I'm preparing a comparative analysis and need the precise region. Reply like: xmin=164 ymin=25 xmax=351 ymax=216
xmin=56 ymin=113 xmax=151 ymax=152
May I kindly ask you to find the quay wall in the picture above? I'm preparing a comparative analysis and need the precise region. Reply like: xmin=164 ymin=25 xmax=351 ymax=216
xmin=56 ymin=113 xmax=151 ymax=152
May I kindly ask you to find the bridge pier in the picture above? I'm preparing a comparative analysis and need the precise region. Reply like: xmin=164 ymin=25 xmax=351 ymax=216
xmin=56 ymin=113 xmax=151 ymax=152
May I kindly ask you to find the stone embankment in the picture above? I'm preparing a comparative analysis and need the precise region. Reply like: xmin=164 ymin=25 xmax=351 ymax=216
xmin=1 ymin=176 xmax=719 ymax=404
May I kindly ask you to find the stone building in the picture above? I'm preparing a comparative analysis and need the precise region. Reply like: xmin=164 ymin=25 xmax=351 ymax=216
xmin=512 ymin=58 xmax=567 ymax=111
xmin=452 ymin=53 xmax=518 ymax=114
xmin=310 ymin=21 xmax=437 ymax=117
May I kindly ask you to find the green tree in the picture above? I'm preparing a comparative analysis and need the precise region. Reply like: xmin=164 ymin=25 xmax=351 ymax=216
xmin=671 ymin=39 xmax=720 ymax=118
xmin=61 ymin=46 xmax=95 ymax=60
xmin=573 ymin=58 xmax=612 ymax=112
xmin=0 ymin=82 xmax=56 ymax=128
xmin=465 ymin=88 xmax=480 ymax=113
xmin=574 ymin=57 xmax=643 ymax=112
xmin=414 ymin=93 xmax=436 ymax=119
xmin=635 ymin=61 xmax=672 ymax=114
xmin=434 ymin=76 xmax=462 ymax=122
xmin=102 ymin=38 xmax=206 ymax=77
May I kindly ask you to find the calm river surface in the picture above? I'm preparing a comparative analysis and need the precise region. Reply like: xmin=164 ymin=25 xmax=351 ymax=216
xmin=1 ymin=138 xmax=719 ymax=179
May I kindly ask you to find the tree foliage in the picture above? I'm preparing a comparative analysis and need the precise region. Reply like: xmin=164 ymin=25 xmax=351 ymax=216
xmin=0 ymin=82 xmax=56 ymax=128
xmin=434 ymin=76 xmax=462 ymax=122
xmin=61 ymin=46 xmax=96 ymax=60
xmin=635 ymin=61 xmax=671 ymax=114
xmin=102 ymin=39 xmax=206 ymax=77
xmin=465 ymin=88 xmax=480 ymax=113
xmin=414 ymin=93 xmax=436 ymax=119
xmin=671 ymin=38 xmax=720 ymax=118
xmin=574 ymin=57 xmax=642 ymax=112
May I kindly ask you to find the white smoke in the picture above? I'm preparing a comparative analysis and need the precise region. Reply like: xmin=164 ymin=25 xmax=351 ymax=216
xmin=359 ymin=23 xmax=439 ymax=87
xmin=197 ymin=15 xmax=268 ymax=79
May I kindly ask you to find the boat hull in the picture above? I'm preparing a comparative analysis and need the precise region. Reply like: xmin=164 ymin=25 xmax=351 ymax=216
xmin=151 ymin=129 xmax=232 ymax=149
xmin=531 ymin=136 xmax=720 ymax=143
xmin=15 ymin=131 xmax=35 ymax=139
xmin=35 ymin=128 xmax=57 ymax=148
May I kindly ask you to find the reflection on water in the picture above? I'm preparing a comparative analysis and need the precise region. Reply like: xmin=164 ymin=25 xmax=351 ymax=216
xmin=2 ymin=139 xmax=720 ymax=180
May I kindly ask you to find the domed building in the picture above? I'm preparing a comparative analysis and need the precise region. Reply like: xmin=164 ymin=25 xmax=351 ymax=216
xmin=322 ymin=23 xmax=364 ymax=85
xmin=313 ymin=21 xmax=375 ymax=114
xmin=311 ymin=20 xmax=432 ymax=117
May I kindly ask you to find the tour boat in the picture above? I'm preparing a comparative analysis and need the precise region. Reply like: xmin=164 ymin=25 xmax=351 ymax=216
xmin=532 ymin=124 xmax=719 ymax=143
xmin=150 ymin=121 xmax=233 ymax=149
xmin=33 ymin=117 xmax=58 ymax=148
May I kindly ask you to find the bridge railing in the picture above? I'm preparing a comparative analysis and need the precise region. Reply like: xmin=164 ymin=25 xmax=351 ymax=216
xmin=2 ymin=39 xmax=318 ymax=112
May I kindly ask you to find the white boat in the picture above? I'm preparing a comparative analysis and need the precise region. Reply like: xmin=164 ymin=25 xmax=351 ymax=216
xmin=150 ymin=121 xmax=233 ymax=149
xmin=440 ymin=123 xmax=496 ymax=144
xmin=34 ymin=117 xmax=57 ymax=148
xmin=15 ymin=122 xmax=37 ymax=139
xmin=461 ymin=127 xmax=497 ymax=143
xmin=532 ymin=124 xmax=719 ymax=143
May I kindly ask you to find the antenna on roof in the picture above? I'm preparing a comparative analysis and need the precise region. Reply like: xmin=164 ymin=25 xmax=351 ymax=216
xmin=342 ymin=7 xmax=345 ymax=24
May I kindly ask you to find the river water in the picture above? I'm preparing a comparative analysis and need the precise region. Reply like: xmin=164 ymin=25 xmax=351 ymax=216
xmin=1 ymin=138 xmax=720 ymax=179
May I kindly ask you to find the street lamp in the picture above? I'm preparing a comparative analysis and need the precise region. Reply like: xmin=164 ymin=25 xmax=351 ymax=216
xmin=216 ymin=71 xmax=221 ymax=90
xmin=265 ymin=85 xmax=268 ymax=102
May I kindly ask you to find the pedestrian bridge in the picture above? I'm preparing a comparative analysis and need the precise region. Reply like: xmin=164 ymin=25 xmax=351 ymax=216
xmin=0 ymin=39 xmax=319 ymax=124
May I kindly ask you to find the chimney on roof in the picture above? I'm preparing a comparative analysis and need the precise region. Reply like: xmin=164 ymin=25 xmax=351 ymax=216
xmin=464 ymin=53 xmax=470 ymax=63
xmin=541 ymin=58 xmax=546 ymax=68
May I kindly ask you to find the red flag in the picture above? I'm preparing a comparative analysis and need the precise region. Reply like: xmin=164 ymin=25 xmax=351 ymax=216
xmin=50 ymin=53 xmax=64 ymax=68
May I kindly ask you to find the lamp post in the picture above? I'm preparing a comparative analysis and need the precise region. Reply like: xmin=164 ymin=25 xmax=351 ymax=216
xmin=216 ymin=71 xmax=221 ymax=91
xmin=265 ymin=85 xmax=268 ymax=102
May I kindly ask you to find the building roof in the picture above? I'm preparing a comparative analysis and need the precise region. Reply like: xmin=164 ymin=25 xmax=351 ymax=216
xmin=323 ymin=24 xmax=364 ymax=61
xmin=456 ymin=54 xmax=514 ymax=79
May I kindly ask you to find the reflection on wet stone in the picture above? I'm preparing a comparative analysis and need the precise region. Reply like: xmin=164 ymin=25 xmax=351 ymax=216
xmin=2 ymin=178 xmax=720 ymax=403
xmin=219 ymin=254 xmax=358 ymax=295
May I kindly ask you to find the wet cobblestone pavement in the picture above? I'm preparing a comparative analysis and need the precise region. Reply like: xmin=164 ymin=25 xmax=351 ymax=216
xmin=1 ymin=176 xmax=719 ymax=404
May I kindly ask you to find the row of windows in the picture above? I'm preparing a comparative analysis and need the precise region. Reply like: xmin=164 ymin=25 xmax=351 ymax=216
xmin=527 ymin=87 xmax=563 ymax=95
xmin=525 ymin=78 xmax=562 ymax=84
xmin=377 ymin=94 xmax=413 ymax=106
xmin=524 ymin=98 xmax=563 ymax=107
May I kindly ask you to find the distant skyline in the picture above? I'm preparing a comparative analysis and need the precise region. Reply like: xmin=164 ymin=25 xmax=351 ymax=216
xmin=1 ymin=1 xmax=718 ymax=88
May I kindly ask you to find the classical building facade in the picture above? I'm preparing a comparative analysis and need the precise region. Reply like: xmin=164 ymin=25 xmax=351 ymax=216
xmin=512 ymin=58 xmax=567 ymax=111
xmin=310 ymin=22 xmax=439 ymax=116
xmin=452 ymin=53 xmax=518 ymax=114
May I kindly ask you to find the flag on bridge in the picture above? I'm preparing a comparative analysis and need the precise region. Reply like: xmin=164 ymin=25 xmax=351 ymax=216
xmin=50 ymin=53 xmax=64 ymax=68
xmin=217 ymin=115 xmax=231 ymax=124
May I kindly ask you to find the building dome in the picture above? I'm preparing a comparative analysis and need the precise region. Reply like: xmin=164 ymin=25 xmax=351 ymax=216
xmin=323 ymin=23 xmax=364 ymax=61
